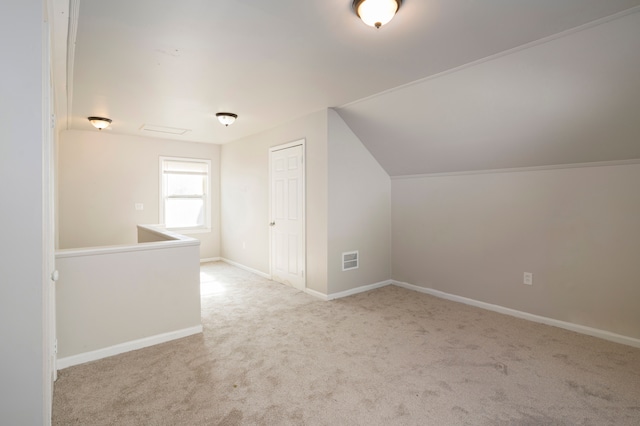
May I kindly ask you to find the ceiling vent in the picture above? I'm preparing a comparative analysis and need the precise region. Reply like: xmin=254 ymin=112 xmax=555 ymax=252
xmin=342 ymin=251 xmax=359 ymax=271
xmin=140 ymin=124 xmax=190 ymax=135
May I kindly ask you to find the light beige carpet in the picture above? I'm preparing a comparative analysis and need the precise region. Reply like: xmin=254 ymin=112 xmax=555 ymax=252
xmin=53 ymin=262 xmax=640 ymax=425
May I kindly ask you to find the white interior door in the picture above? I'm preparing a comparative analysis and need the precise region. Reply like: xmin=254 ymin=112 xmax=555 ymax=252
xmin=270 ymin=142 xmax=305 ymax=290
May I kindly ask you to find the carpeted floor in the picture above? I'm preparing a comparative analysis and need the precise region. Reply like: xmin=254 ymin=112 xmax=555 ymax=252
xmin=53 ymin=261 xmax=640 ymax=425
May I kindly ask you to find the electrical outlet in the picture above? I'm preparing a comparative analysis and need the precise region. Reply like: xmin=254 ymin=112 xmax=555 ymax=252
xmin=135 ymin=203 xmax=144 ymax=211
xmin=524 ymin=272 xmax=533 ymax=285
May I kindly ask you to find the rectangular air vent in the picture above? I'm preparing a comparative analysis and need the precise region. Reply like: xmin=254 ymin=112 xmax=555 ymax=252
xmin=140 ymin=124 xmax=190 ymax=135
xmin=342 ymin=251 xmax=359 ymax=271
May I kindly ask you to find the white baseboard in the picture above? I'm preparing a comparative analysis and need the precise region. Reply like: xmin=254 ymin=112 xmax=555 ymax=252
xmin=220 ymin=258 xmax=271 ymax=279
xmin=304 ymin=280 xmax=393 ymax=301
xmin=56 ymin=325 xmax=203 ymax=370
xmin=327 ymin=280 xmax=393 ymax=301
xmin=304 ymin=288 xmax=329 ymax=301
xmin=392 ymin=280 xmax=640 ymax=349
xmin=200 ymin=257 xmax=221 ymax=264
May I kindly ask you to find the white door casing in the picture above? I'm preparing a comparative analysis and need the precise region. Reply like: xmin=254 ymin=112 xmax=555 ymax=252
xmin=269 ymin=141 xmax=305 ymax=290
xmin=43 ymin=6 xmax=56 ymax=417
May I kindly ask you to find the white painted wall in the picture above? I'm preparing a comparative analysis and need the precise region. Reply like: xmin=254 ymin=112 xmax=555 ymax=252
xmin=57 ymin=130 xmax=221 ymax=259
xmin=0 ymin=0 xmax=49 ymax=423
xmin=392 ymin=163 xmax=640 ymax=339
xmin=221 ymin=111 xmax=329 ymax=294
xmin=55 ymin=232 xmax=201 ymax=363
xmin=328 ymin=109 xmax=391 ymax=294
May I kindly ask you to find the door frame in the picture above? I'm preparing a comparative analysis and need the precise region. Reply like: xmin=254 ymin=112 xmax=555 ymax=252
xmin=268 ymin=139 xmax=306 ymax=290
xmin=42 ymin=2 xmax=57 ymax=416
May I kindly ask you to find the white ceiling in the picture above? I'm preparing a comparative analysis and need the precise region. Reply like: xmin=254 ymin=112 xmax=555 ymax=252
xmin=69 ymin=0 xmax=640 ymax=175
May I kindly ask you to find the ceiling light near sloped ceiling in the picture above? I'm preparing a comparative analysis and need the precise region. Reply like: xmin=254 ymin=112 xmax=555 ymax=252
xmin=88 ymin=116 xmax=112 ymax=130
xmin=216 ymin=112 xmax=238 ymax=127
xmin=353 ymin=0 xmax=402 ymax=29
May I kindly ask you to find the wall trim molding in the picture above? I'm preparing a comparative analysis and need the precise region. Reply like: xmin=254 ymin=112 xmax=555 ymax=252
xmin=391 ymin=158 xmax=640 ymax=180
xmin=65 ymin=0 xmax=80 ymax=130
xmin=220 ymin=258 xmax=271 ymax=279
xmin=327 ymin=280 xmax=394 ymax=301
xmin=200 ymin=257 xmax=221 ymax=264
xmin=56 ymin=325 xmax=203 ymax=370
xmin=304 ymin=288 xmax=329 ymax=301
xmin=392 ymin=280 xmax=640 ymax=349
xmin=56 ymin=235 xmax=199 ymax=259
xmin=304 ymin=280 xmax=394 ymax=301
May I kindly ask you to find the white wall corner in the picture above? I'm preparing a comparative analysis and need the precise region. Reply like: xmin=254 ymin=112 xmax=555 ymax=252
xmin=304 ymin=288 xmax=329 ymax=301
xmin=220 ymin=258 xmax=271 ymax=280
xmin=326 ymin=280 xmax=393 ymax=301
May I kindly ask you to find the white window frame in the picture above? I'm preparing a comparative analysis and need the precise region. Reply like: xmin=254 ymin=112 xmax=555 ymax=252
xmin=159 ymin=156 xmax=211 ymax=234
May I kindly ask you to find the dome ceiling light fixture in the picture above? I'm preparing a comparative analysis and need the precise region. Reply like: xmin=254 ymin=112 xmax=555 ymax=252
xmin=215 ymin=112 xmax=238 ymax=127
xmin=88 ymin=116 xmax=112 ymax=130
xmin=352 ymin=0 xmax=402 ymax=29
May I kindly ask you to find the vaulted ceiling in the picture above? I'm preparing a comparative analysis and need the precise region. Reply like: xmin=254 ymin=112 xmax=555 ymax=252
xmin=67 ymin=0 xmax=640 ymax=175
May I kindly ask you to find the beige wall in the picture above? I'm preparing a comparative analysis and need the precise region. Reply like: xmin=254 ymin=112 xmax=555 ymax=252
xmin=58 ymin=130 xmax=221 ymax=259
xmin=221 ymin=110 xmax=329 ymax=294
xmin=328 ymin=109 xmax=391 ymax=293
xmin=391 ymin=163 xmax=640 ymax=339
xmin=221 ymin=109 xmax=392 ymax=296
xmin=56 ymin=241 xmax=201 ymax=360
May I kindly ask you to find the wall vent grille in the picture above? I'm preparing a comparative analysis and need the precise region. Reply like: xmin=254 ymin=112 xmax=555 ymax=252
xmin=342 ymin=251 xmax=359 ymax=271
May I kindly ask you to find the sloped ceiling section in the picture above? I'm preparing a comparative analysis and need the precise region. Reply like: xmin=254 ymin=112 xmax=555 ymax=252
xmin=70 ymin=1 xmax=640 ymax=174
xmin=337 ymin=11 xmax=640 ymax=176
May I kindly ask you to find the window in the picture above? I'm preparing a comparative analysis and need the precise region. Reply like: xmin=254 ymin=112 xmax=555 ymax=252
xmin=160 ymin=157 xmax=211 ymax=233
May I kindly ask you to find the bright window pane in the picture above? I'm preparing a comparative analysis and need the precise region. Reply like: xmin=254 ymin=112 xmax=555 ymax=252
xmin=160 ymin=157 xmax=210 ymax=231
xmin=165 ymin=198 xmax=204 ymax=228
xmin=166 ymin=174 xmax=204 ymax=196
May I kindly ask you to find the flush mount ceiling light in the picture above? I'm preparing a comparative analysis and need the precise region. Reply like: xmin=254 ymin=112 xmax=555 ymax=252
xmin=88 ymin=116 xmax=112 ymax=130
xmin=353 ymin=0 xmax=402 ymax=29
xmin=215 ymin=112 xmax=238 ymax=127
